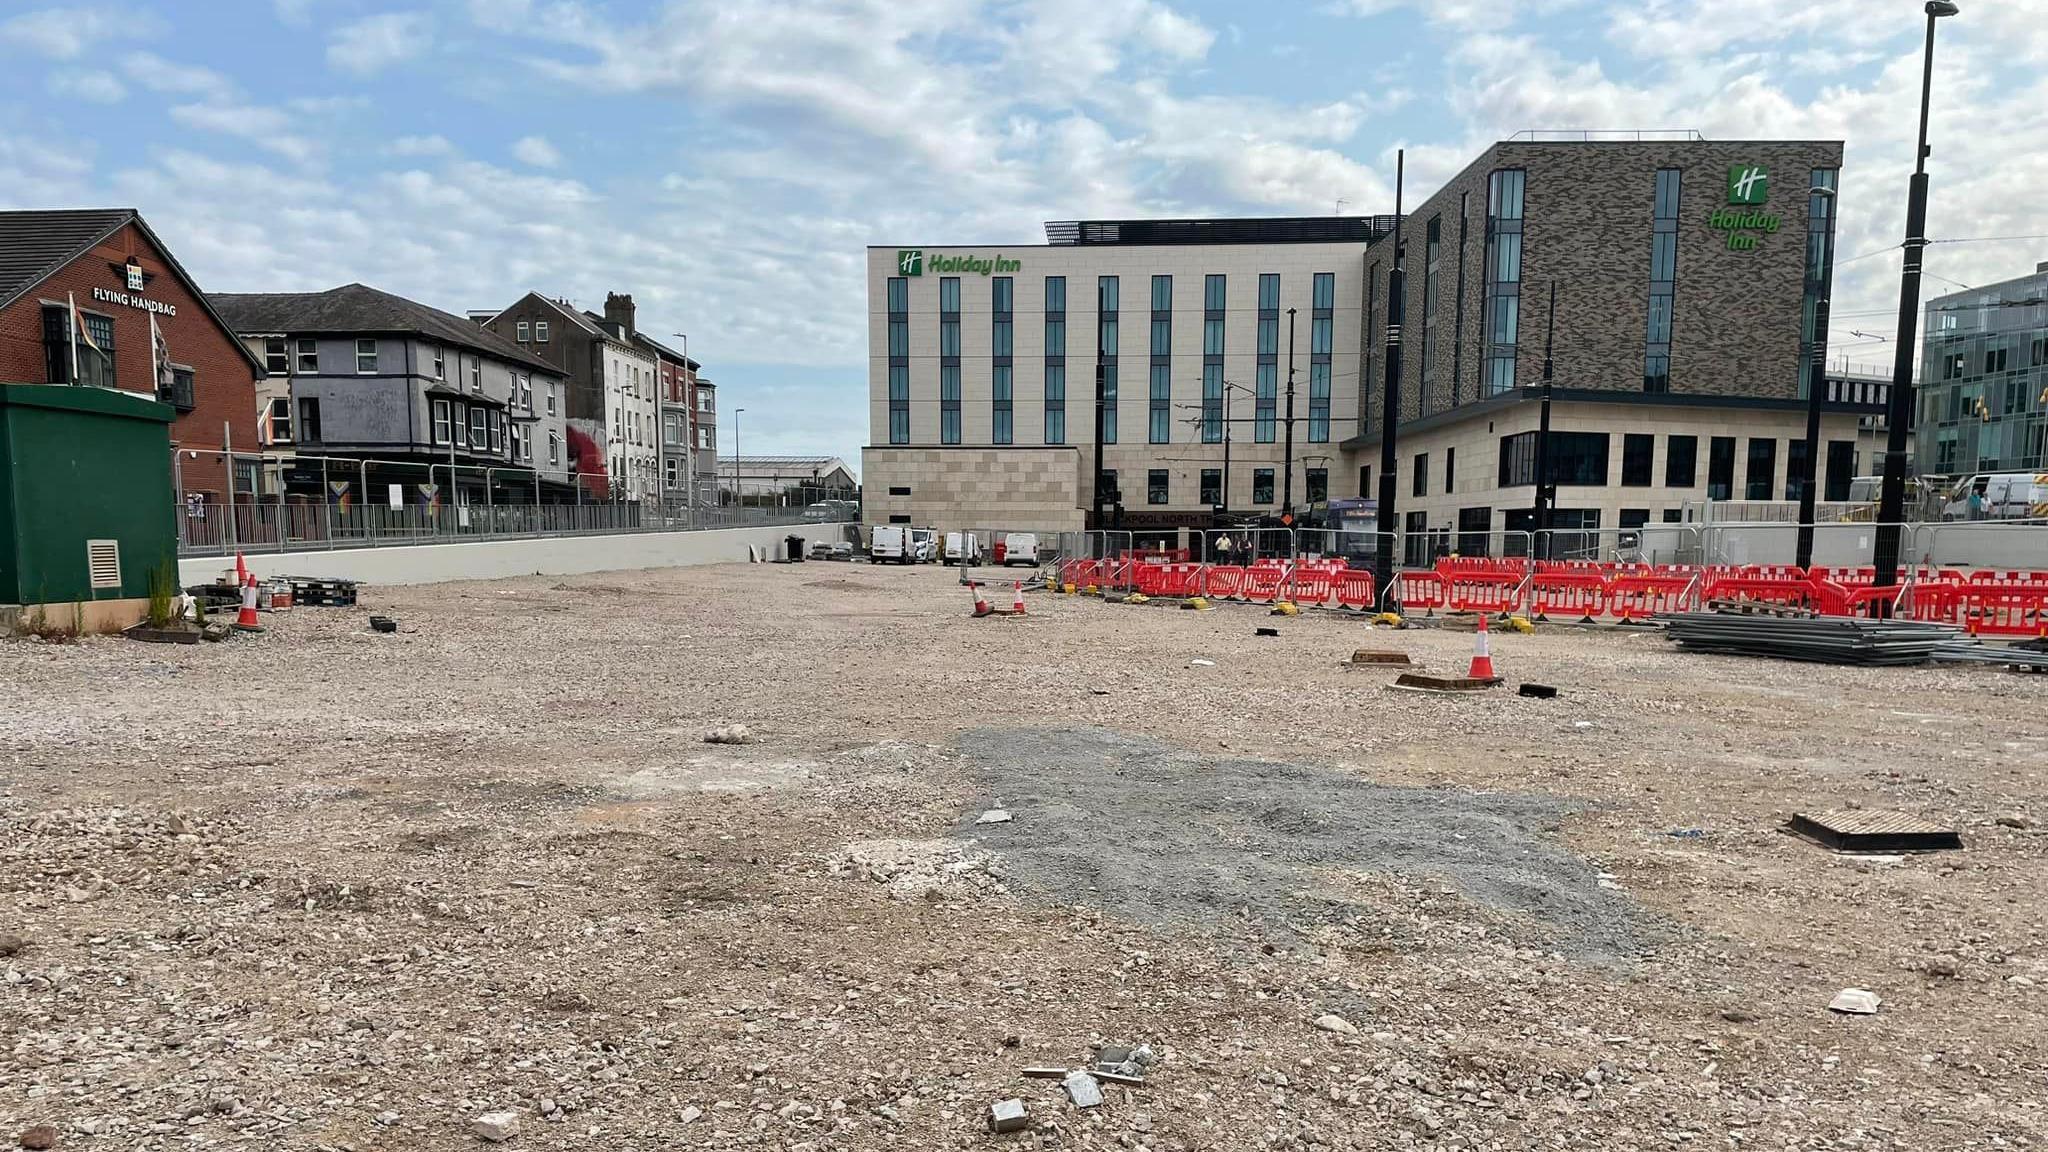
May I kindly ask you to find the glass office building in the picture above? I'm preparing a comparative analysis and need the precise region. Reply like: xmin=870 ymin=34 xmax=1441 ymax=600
xmin=1917 ymin=262 xmax=2048 ymax=477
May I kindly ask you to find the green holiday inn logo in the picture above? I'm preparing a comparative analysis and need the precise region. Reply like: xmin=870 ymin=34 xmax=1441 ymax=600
xmin=1727 ymin=164 xmax=1769 ymax=205
xmin=895 ymin=249 xmax=1021 ymax=277
xmin=1709 ymin=164 xmax=1779 ymax=250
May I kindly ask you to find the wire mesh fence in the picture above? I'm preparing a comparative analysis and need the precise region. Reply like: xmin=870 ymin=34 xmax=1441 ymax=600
xmin=173 ymin=449 xmax=854 ymax=556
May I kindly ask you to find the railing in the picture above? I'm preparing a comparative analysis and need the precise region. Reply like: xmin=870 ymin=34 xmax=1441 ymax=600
xmin=173 ymin=449 xmax=853 ymax=557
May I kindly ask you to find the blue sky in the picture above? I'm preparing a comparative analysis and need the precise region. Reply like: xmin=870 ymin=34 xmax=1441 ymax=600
xmin=4 ymin=0 xmax=2045 ymax=471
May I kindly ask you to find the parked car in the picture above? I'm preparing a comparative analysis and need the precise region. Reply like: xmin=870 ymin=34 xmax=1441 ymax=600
xmin=997 ymin=532 xmax=1040 ymax=567
xmin=942 ymin=531 xmax=983 ymax=566
xmin=1941 ymin=473 xmax=2048 ymax=520
xmin=909 ymin=528 xmax=938 ymax=562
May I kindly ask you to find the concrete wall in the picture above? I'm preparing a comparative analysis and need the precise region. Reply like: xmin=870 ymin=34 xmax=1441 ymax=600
xmin=863 ymin=446 xmax=1081 ymax=534
xmin=180 ymin=522 xmax=856 ymax=587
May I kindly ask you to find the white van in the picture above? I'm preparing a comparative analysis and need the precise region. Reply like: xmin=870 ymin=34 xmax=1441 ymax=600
xmin=871 ymin=525 xmax=914 ymax=564
xmin=998 ymin=532 xmax=1040 ymax=567
xmin=942 ymin=531 xmax=983 ymax=566
xmin=1942 ymin=473 xmax=2048 ymax=520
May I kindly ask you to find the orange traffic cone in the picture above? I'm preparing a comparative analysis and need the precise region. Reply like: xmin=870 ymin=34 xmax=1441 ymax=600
xmin=234 ymin=552 xmax=249 ymax=586
xmin=234 ymin=574 xmax=263 ymax=632
xmin=1010 ymin=581 xmax=1027 ymax=616
xmin=969 ymin=582 xmax=992 ymax=618
xmin=1466 ymin=613 xmax=1497 ymax=681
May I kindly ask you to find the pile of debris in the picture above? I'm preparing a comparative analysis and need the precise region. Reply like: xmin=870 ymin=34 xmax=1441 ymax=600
xmin=826 ymin=838 xmax=1006 ymax=901
xmin=1658 ymin=612 xmax=1957 ymax=666
xmin=989 ymin=1043 xmax=1160 ymax=1135
xmin=1932 ymin=637 xmax=2048 ymax=673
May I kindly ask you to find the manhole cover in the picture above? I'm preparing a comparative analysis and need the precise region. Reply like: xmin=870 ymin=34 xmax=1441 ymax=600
xmin=1790 ymin=809 xmax=1962 ymax=853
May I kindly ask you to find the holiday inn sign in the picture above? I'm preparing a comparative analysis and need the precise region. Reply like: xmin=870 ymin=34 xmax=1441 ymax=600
xmin=896 ymin=250 xmax=1023 ymax=277
xmin=1708 ymin=164 xmax=1781 ymax=251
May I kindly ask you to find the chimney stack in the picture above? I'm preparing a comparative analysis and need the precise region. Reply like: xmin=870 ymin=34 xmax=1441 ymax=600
xmin=604 ymin=292 xmax=636 ymax=337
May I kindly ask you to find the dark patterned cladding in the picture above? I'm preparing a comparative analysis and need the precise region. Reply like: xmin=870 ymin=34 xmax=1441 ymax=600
xmin=1363 ymin=138 xmax=1844 ymax=434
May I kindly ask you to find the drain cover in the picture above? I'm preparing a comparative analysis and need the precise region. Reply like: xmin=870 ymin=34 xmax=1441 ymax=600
xmin=1790 ymin=809 xmax=1962 ymax=852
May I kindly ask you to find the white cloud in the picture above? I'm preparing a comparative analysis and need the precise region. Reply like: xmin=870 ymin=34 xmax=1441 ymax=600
xmin=168 ymin=102 xmax=316 ymax=164
xmin=390 ymin=134 xmax=454 ymax=157
xmin=512 ymin=135 xmax=562 ymax=168
xmin=273 ymin=0 xmax=319 ymax=24
xmin=0 ymin=6 xmax=158 ymax=59
xmin=327 ymin=11 xmax=432 ymax=75
xmin=121 ymin=51 xmax=236 ymax=100
xmin=48 ymin=69 xmax=126 ymax=104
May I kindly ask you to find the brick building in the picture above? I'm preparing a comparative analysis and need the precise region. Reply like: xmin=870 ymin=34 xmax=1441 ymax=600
xmin=0 ymin=209 xmax=262 ymax=503
xmin=481 ymin=292 xmax=659 ymax=503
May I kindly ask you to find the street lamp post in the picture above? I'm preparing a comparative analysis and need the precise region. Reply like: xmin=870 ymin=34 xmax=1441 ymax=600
xmin=671 ymin=332 xmax=689 ymax=521
xmin=732 ymin=407 xmax=744 ymax=510
xmin=1795 ymin=184 xmax=1838 ymax=569
xmin=1374 ymin=149 xmax=1406 ymax=607
xmin=1873 ymin=0 xmax=1960 ymax=593
xmin=1532 ymin=281 xmax=1557 ymax=560
xmin=1282 ymin=307 xmax=1297 ymax=516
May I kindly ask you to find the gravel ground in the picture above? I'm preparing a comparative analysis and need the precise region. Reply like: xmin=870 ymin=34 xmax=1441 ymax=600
xmin=3 ymin=561 xmax=2046 ymax=1152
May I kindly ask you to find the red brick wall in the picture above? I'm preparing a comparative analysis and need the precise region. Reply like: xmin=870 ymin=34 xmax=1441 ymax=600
xmin=0 ymin=221 xmax=258 ymax=499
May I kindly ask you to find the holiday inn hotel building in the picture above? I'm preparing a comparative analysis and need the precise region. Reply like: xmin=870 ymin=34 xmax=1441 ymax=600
xmin=864 ymin=134 xmax=1884 ymax=544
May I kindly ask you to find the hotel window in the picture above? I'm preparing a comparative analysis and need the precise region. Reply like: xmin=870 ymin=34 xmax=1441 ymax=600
xmin=992 ymin=276 xmax=1014 ymax=443
xmin=535 ymin=321 xmax=549 ymax=343
xmin=940 ymin=276 xmax=961 ymax=443
xmin=1098 ymin=276 xmax=1118 ymax=444
xmin=1622 ymin=433 xmax=1654 ymax=486
xmin=1200 ymin=468 xmax=1221 ymax=507
xmin=355 ymin=338 xmax=378 ymax=374
xmin=994 ymin=365 xmax=1014 ymax=444
xmin=42 ymin=306 xmax=116 ymax=388
xmin=1252 ymin=468 xmax=1274 ymax=505
xmin=297 ymin=397 xmax=321 ymax=442
xmin=1256 ymin=273 xmax=1278 ymax=443
xmin=1149 ymin=275 xmax=1172 ymax=444
xmin=1481 ymin=168 xmax=1526 ymax=394
xmin=1445 ymin=446 xmax=1455 ymax=494
xmin=432 ymin=399 xmax=452 ymax=445
xmin=1707 ymin=435 xmax=1737 ymax=500
xmin=1045 ymin=275 xmax=1066 ymax=444
xmin=1643 ymin=168 xmax=1681 ymax=393
xmin=1798 ymin=168 xmax=1838 ymax=402
xmin=1745 ymin=438 xmax=1777 ymax=501
xmin=296 ymin=338 xmax=318 ymax=373
xmin=888 ymin=275 xmax=910 ymax=445
xmin=1550 ymin=432 xmax=1610 ymax=486
xmin=1307 ymin=468 xmax=1328 ymax=504
xmin=1497 ymin=431 xmax=1536 ymax=487
xmin=1202 ymin=274 xmax=1224 ymax=444
xmin=1450 ymin=192 xmax=1470 ymax=405
xmin=1147 ymin=469 xmax=1168 ymax=505
xmin=1786 ymin=439 xmax=1810 ymax=503
xmin=263 ymin=337 xmax=288 ymax=375
xmin=1310 ymin=272 xmax=1333 ymax=441
xmin=1420 ymin=216 xmax=1441 ymax=411
xmin=516 ymin=320 xmax=530 ymax=342
xmin=264 ymin=396 xmax=292 ymax=443
xmin=1413 ymin=452 xmax=1428 ymax=498
xmin=1666 ymin=434 xmax=1697 ymax=487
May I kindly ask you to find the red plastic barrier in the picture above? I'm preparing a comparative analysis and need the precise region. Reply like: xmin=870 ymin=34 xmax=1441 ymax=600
xmin=1700 ymin=567 xmax=1821 ymax=610
xmin=1527 ymin=570 xmax=1609 ymax=622
xmin=1243 ymin=565 xmax=1288 ymax=603
xmin=1161 ymin=563 xmax=1204 ymax=597
xmin=1335 ymin=569 xmax=1378 ymax=610
xmin=1608 ymin=573 xmax=1695 ymax=622
xmin=1958 ymin=571 xmax=2048 ymax=636
xmin=1441 ymin=571 xmax=1524 ymax=615
xmin=1132 ymin=562 xmax=1168 ymax=596
xmin=1813 ymin=566 xmax=1877 ymax=588
xmin=1289 ymin=568 xmax=1336 ymax=607
xmin=1202 ymin=565 xmax=1246 ymax=599
xmin=1437 ymin=556 xmax=1525 ymax=578
xmin=1398 ymin=570 xmax=1447 ymax=614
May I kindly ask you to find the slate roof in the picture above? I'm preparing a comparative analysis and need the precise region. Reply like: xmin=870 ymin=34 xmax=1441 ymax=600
xmin=212 ymin=283 xmax=561 ymax=376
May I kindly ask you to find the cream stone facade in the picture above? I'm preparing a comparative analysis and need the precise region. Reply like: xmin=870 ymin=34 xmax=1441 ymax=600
xmin=862 ymin=447 xmax=1083 ymax=533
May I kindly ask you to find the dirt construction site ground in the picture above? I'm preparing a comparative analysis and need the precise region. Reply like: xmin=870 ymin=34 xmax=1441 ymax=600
xmin=3 ymin=561 xmax=2046 ymax=1152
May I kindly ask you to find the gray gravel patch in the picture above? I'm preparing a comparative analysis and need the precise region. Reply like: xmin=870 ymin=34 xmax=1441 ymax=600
xmin=956 ymin=727 xmax=1644 ymax=962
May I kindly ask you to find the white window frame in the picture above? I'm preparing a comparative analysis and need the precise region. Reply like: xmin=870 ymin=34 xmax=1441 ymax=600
xmin=468 ymin=407 xmax=487 ymax=449
xmin=520 ymin=425 xmax=533 ymax=462
xmin=432 ymin=399 xmax=452 ymax=445
xmin=296 ymin=338 xmax=318 ymax=373
xmin=355 ymin=338 xmax=377 ymax=374
xmin=545 ymin=386 xmax=556 ymax=416
xmin=470 ymin=358 xmax=482 ymax=394
xmin=263 ymin=337 xmax=288 ymax=375
xmin=265 ymin=395 xmax=292 ymax=443
xmin=452 ymin=403 xmax=468 ymax=448
xmin=519 ymin=374 xmax=532 ymax=411
xmin=548 ymin=431 xmax=560 ymax=467
xmin=535 ymin=320 xmax=549 ymax=343
xmin=516 ymin=320 xmax=530 ymax=342
xmin=433 ymin=347 xmax=445 ymax=380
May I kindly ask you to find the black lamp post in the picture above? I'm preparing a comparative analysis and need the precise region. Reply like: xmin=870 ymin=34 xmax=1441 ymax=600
xmin=1794 ymin=183 xmax=1838 ymax=569
xmin=1872 ymin=0 xmax=1960 ymax=592
xmin=1373 ymin=150 xmax=1405 ymax=607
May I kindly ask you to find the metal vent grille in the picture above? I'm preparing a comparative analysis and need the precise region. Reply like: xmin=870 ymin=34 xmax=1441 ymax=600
xmin=86 ymin=539 xmax=121 ymax=590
